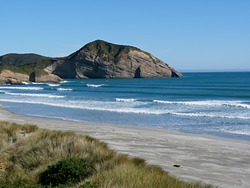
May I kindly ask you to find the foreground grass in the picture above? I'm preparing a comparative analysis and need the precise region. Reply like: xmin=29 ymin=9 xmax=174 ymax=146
xmin=0 ymin=121 xmax=214 ymax=188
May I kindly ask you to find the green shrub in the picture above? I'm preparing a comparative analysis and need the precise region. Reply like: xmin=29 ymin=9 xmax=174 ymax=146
xmin=39 ymin=158 xmax=94 ymax=187
xmin=131 ymin=157 xmax=146 ymax=166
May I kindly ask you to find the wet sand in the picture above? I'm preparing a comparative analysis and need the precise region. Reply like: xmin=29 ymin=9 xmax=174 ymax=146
xmin=0 ymin=104 xmax=250 ymax=188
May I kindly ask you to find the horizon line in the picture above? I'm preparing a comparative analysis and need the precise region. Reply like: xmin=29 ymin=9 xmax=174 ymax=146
xmin=180 ymin=69 xmax=250 ymax=73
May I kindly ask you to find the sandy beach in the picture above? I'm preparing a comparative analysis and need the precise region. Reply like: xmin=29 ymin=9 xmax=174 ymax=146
xmin=0 ymin=104 xmax=250 ymax=188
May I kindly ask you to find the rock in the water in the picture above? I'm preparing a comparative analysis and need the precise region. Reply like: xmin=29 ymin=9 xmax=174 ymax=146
xmin=29 ymin=69 xmax=63 ymax=83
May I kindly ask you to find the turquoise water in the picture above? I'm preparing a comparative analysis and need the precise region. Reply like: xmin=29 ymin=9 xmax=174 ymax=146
xmin=1 ymin=72 xmax=250 ymax=141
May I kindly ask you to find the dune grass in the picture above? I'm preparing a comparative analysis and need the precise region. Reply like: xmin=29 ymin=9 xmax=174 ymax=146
xmin=0 ymin=121 xmax=214 ymax=188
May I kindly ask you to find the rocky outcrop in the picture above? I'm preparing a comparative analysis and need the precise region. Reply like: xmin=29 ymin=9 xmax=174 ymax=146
xmin=0 ymin=69 xmax=29 ymax=84
xmin=29 ymin=70 xmax=63 ymax=83
xmin=49 ymin=40 xmax=182 ymax=79
xmin=0 ymin=69 xmax=62 ymax=84
xmin=0 ymin=40 xmax=182 ymax=84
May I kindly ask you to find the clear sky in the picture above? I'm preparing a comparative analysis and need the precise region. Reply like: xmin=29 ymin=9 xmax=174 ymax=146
xmin=0 ymin=0 xmax=249 ymax=71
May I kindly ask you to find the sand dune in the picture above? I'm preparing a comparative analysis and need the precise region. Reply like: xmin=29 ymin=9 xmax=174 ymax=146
xmin=0 ymin=104 xmax=249 ymax=188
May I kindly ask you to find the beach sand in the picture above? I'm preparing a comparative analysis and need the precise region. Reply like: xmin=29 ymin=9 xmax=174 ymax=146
xmin=0 ymin=104 xmax=250 ymax=188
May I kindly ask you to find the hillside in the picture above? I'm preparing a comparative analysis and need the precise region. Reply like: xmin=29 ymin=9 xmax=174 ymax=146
xmin=0 ymin=53 xmax=48 ymax=66
xmin=48 ymin=40 xmax=183 ymax=79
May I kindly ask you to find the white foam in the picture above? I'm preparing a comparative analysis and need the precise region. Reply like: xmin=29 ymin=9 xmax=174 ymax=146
xmin=60 ymin=80 xmax=69 ymax=83
xmin=0 ymin=86 xmax=43 ymax=90
xmin=153 ymin=100 xmax=173 ymax=104
xmin=5 ymin=92 xmax=64 ymax=98
xmin=57 ymin=88 xmax=73 ymax=91
xmin=22 ymin=81 xmax=30 ymax=85
xmin=222 ymin=103 xmax=250 ymax=109
xmin=47 ymin=83 xmax=60 ymax=87
xmin=86 ymin=84 xmax=105 ymax=88
xmin=0 ymin=99 xmax=163 ymax=115
xmin=1 ymin=98 xmax=249 ymax=120
xmin=170 ymin=112 xmax=250 ymax=120
xmin=115 ymin=98 xmax=137 ymax=102
xmin=31 ymin=82 xmax=45 ymax=85
xmin=153 ymin=100 xmax=250 ymax=109
xmin=153 ymin=99 xmax=224 ymax=106
xmin=220 ymin=129 xmax=250 ymax=136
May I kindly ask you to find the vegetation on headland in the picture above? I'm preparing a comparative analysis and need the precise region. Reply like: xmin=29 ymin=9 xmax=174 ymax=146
xmin=0 ymin=121 xmax=214 ymax=188
xmin=0 ymin=59 xmax=55 ymax=75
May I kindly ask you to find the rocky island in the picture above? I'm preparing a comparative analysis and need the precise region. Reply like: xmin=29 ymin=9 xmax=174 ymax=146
xmin=0 ymin=40 xmax=182 ymax=84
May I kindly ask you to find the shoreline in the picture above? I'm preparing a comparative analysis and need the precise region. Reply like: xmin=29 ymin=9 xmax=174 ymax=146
xmin=1 ymin=104 xmax=250 ymax=188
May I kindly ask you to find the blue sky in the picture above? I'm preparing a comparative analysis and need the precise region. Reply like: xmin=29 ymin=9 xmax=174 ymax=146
xmin=0 ymin=0 xmax=249 ymax=71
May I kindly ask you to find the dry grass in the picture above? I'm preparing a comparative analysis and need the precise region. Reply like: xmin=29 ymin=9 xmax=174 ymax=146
xmin=86 ymin=163 xmax=213 ymax=188
xmin=0 ymin=121 xmax=214 ymax=188
xmin=0 ymin=122 xmax=38 ymax=149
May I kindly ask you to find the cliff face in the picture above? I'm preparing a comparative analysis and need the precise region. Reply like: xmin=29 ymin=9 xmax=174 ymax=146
xmin=0 ymin=40 xmax=182 ymax=84
xmin=29 ymin=70 xmax=63 ymax=83
xmin=49 ymin=40 xmax=182 ymax=78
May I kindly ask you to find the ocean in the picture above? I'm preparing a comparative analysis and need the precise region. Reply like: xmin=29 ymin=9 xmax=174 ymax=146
xmin=0 ymin=72 xmax=250 ymax=141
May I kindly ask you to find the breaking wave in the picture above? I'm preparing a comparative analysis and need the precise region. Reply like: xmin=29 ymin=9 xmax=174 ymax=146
xmin=22 ymin=82 xmax=30 ymax=85
xmin=153 ymin=100 xmax=250 ymax=109
xmin=31 ymin=82 xmax=45 ymax=85
xmin=220 ymin=128 xmax=250 ymax=136
xmin=86 ymin=84 xmax=106 ymax=88
xmin=115 ymin=98 xmax=137 ymax=102
xmin=5 ymin=92 xmax=64 ymax=98
xmin=57 ymin=88 xmax=73 ymax=91
xmin=1 ymin=98 xmax=249 ymax=120
xmin=47 ymin=83 xmax=60 ymax=87
xmin=60 ymin=80 xmax=70 ymax=83
xmin=0 ymin=86 xmax=44 ymax=90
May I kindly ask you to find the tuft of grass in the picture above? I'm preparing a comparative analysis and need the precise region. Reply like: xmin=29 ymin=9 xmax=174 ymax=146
xmin=131 ymin=157 xmax=146 ymax=166
xmin=86 ymin=162 xmax=213 ymax=188
xmin=0 ymin=121 xmax=214 ymax=188
xmin=21 ymin=124 xmax=39 ymax=134
xmin=0 ymin=122 xmax=38 ymax=150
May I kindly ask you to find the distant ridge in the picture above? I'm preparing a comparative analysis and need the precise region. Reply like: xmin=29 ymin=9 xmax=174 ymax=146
xmin=0 ymin=53 xmax=48 ymax=66
xmin=0 ymin=40 xmax=182 ymax=84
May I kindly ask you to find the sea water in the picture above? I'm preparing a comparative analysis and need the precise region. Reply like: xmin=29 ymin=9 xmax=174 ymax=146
xmin=0 ymin=72 xmax=250 ymax=141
